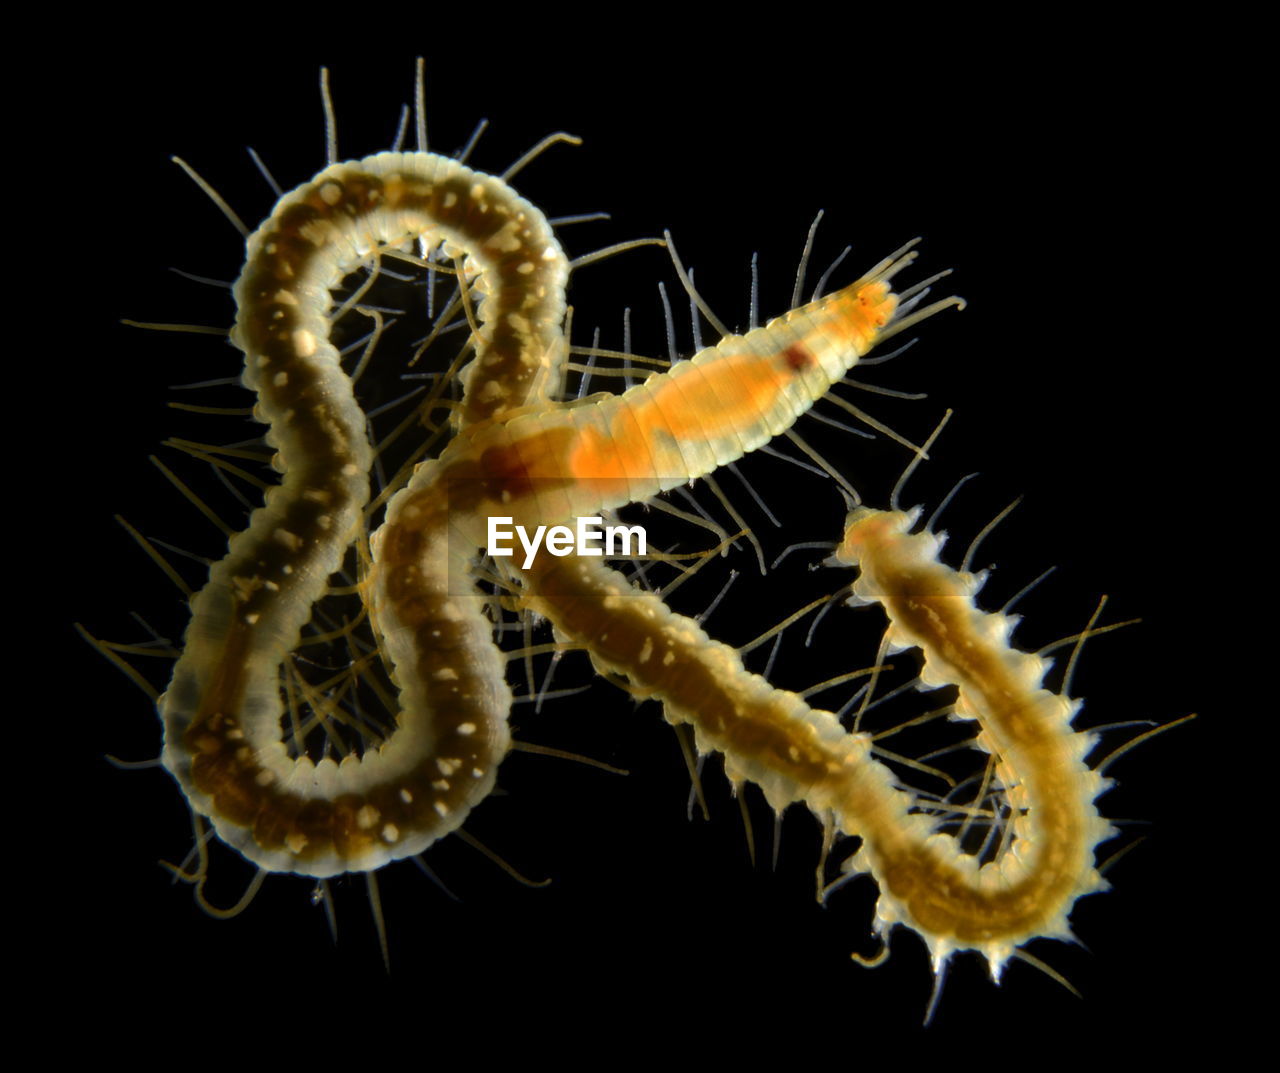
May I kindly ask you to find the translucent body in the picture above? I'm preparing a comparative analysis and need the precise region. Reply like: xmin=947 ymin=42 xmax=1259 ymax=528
xmin=155 ymin=144 xmax=1109 ymax=975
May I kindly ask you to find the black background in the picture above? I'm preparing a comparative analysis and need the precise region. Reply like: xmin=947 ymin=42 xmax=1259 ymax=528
xmin=50 ymin=26 xmax=1232 ymax=1057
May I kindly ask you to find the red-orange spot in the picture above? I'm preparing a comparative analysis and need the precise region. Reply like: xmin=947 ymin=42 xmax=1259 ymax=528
xmin=783 ymin=344 xmax=813 ymax=371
